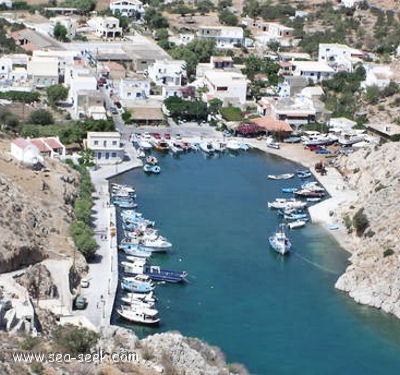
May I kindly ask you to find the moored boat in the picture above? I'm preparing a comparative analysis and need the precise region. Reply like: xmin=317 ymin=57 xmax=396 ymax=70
xmin=199 ymin=142 xmax=215 ymax=154
xmin=287 ymin=220 xmax=307 ymax=229
xmin=153 ymin=140 xmax=170 ymax=152
xmin=121 ymin=275 xmax=155 ymax=293
xmin=268 ymin=223 xmax=291 ymax=255
xmin=267 ymin=198 xmax=307 ymax=210
xmin=226 ymin=140 xmax=241 ymax=151
xmin=281 ymin=187 xmax=298 ymax=193
xmin=117 ymin=305 xmax=160 ymax=325
xmin=267 ymin=173 xmax=295 ymax=180
xmin=145 ymin=155 xmax=158 ymax=165
xmin=143 ymin=164 xmax=161 ymax=174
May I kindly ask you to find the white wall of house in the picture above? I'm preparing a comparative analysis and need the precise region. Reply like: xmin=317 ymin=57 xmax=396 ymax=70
xmin=110 ymin=0 xmax=145 ymax=18
xmin=0 ymin=57 xmax=12 ymax=80
xmin=292 ymin=61 xmax=335 ymax=83
xmin=65 ymin=66 xmax=97 ymax=102
xmin=204 ymin=70 xmax=247 ymax=106
xmin=87 ymin=132 xmax=124 ymax=164
xmin=10 ymin=140 xmax=41 ymax=164
xmin=88 ymin=16 xmax=123 ymax=39
xmin=361 ymin=64 xmax=393 ymax=89
xmin=197 ymin=26 xmax=244 ymax=48
xmin=27 ymin=56 xmax=59 ymax=87
xmin=50 ymin=16 xmax=77 ymax=39
xmin=119 ymin=78 xmax=150 ymax=99
xmin=147 ymin=59 xmax=186 ymax=86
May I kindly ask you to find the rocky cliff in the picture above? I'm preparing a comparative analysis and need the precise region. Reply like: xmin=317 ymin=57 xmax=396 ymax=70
xmin=333 ymin=142 xmax=400 ymax=317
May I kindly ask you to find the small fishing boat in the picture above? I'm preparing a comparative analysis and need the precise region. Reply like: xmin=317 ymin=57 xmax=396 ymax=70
xmin=153 ymin=140 xmax=170 ymax=152
xmin=267 ymin=173 xmax=295 ymax=180
xmin=120 ymin=236 xmax=172 ymax=250
xmin=287 ymin=220 xmax=307 ymax=229
xmin=123 ymin=290 xmax=157 ymax=304
xmin=296 ymin=170 xmax=312 ymax=179
xmin=267 ymin=198 xmax=307 ymax=210
xmin=119 ymin=245 xmax=152 ymax=258
xmin=284 ymin=212 xmax=309 ymax=221
xmin=283 ymin=136 xmax=302 ymax=143
xmin=306 ymin=197 xmax=322 ymax=202
xmin=145 ymin=155 xmax=158 ymax=165
xmin=117 ymin=305 xmax=160 ymax=325
xmin=121 ymin=259 xmax=188 ymax=283
xmin=143 ymin=164 xmax=161 ymax=174
xmin=199 ymin=142 xmax=215 ymax=154
xmin=294 ymin=190 xmax=325 ymax=198
xmin=281 ymin=187 xmax=298 ymax=193
xmin=120 ymin=297 xmax=155 ymax=309
xmin=121 ymin=275 xmax=155 ymax=293
xmin=226 ymin=140 xmax=241 ymax=151
xmin=268 ymin=223 xmax=291 ymax=255
xmin=239 ymin=143 xmax=249 ymax=151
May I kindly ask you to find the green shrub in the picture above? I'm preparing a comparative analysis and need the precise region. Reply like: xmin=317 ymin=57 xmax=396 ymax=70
xmin=383 ymin=248 xmax=394 ymax=257
xmin=352 ymin=208 xmax=369 ymax=236
xmin=52 ymin=324 xmax=99 ymax=355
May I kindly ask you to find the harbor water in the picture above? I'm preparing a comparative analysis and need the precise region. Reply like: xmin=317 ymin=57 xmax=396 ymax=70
xmin=111 ymin=150 xmax=400 ymax=374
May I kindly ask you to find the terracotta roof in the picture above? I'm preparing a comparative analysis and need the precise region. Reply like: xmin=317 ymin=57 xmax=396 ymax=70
xmin=44 ymin=137 xmax=63 ymax=149
xmin=249 ymin=117 xmax=292 ymax=132
xmin=279 ymin=61 xmax=293 ymax=67
xmin=12 ymin=138 xmax=32 ymax=149
xmin=29 ymin=139 xmax=52 ymax=153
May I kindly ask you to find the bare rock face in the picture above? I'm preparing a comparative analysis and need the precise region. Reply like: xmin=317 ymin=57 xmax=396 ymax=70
xmin=15 ymin=264 xmax=58 ymax=300
xmin=334 ymin=143 xmax=400 ymax=318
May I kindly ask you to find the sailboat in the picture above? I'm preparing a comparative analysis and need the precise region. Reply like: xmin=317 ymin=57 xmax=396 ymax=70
xmin=268 ymin=223 xmax=291 ymax=255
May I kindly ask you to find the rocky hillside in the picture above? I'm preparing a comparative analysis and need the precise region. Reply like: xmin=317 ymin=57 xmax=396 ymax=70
xmin=0 ymin=137 xmax=80 ymax=273
xmin=333 ymin=142 xmax=400 ymax=317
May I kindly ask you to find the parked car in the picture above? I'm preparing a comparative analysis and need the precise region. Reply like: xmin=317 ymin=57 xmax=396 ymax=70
xmin=164 ymin=133 xmax=171 ymax=139
xmin=315 ymin=148 xmax=332 ymax=154
xmin=109 ymin=107 xmax=118 ymax=115
xmin=307 ymin=145 xmax=322 ymax=151
xmin=80 ymin=278 xmax=90 ymax=288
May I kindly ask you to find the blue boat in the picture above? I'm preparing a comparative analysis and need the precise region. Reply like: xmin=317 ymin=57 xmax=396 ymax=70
xmin=121 ymin=260 xmax=188 ymax=283
xmin=296 ymin=169 xmax=312 ymax=179
xmin=281 ymin=187 xmax=298 ymax=193
xmin=121 ymin=275 xmax=155 ymax=293
xmin=284 ymin=213 xmax=309 ymax=221
xmin=143 ymin=164 xmax=161 ymax=174
xmin=119 ymin=245 xmax=152 ymax=258
xmin=283 ymin=136 xmax=302 ymax=143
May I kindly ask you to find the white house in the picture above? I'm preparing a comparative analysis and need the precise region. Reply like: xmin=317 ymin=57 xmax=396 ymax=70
xmin=88 ymin=16 xmax=123 ymax=39
xmin=203 ymin=70 xmax=248 ymax=107
xmin=65 ymin=66 xmax=97 ymax=102
xmin=109 ymin=0 xmax=145 ymax=18
xmin=0 ymin=0 xmax=12 ymax=8
xmin=10 ymin=138 xmax=42 ymax=165
xmin=197 ymin=26 xmax=244 ymax=49
xmin=292 ymin=61 xmax=335 ymax=84
xmin=147 ymin=59 xmax=186 ymax=87
xmin=168 ymin=33 xmax=195 ymax=46
xmin=255 ymin=22 xmax=296 ymax=47
xmin=361 ymin=64 xmax=393 ymax=89
xmin=32 ymin=50 xmax=79 ymax=76
xmin=27 ymin=56 xmax=59 ymax=88
xmin=340 ymin=0 xmax=362 ymax=8
xmin=50 ymin=16 xmax=77 ymax=39
xmin=119 ymin=77 xmax=150 ymax=100
xmin=0 ymin=57 xmax=12 ymax=80
xmin=86 ymin=132 xmax=124 ymax=164
xmin=318 ymin=43 xmax=365 ymax=72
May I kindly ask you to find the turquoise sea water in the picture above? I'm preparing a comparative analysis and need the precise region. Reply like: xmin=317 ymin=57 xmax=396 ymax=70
xmin=112 ymin=150 xmax=400 ymax=374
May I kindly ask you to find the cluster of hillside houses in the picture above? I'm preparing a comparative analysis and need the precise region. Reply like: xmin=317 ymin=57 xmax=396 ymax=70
xmin=1 ymin=0 xmax=399 ymax=164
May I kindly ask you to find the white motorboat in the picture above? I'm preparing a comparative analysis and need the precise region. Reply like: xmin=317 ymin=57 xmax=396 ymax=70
xmin=287 ymin=220 xmax=307 ymax=229
xmin=212 ymin=141 xmax=225 ymax=152
xmin=121 ymin=235 xmax=172 ymax=249
xmin=226 ymin=140 xmax=241 ymax=151
xmin=120 ymin=297 xmax=155 ymax=309
xmin=267 ymin=198 xmax=307 ymax=210
xmin=199 ymin=142 xmax=215 ymax=154
xmin=117 ymin=305 xmax=160 ymax=325
xmin=123 ymin=290 xmax=157 ymax=304
xmin=268 ymin=223 xmax=291 ymax=255
xmin=267 ymin=173 xmax=295 ymax=180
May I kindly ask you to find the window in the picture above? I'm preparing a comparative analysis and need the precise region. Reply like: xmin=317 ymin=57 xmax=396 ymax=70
xmin=217 ymin=86 xmax=228 ymax=91
xmin=111 ymin=152 xmax=117 ymax=158
xmin=94 ymin=140 xmax=99 ymax=145
xmin=103 ymin=140 xmax=107 ymax=147
xmin=112 ymin=140 xmax=117 ymax=146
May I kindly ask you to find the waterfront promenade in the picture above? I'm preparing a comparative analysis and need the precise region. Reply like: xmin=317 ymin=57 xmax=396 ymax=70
xmin=78 ymin=136 xmax=141 ymax=328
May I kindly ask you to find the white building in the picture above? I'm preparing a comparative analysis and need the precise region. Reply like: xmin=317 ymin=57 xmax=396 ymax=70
xmin=88 ymin=16 xmax=123 ymax=39
xmin=32 ymin=50 xmax=79 ymax=76
xmin=86 ymin=132 xmax=124 ymax=164
xmin=27 ymin=56 xmax=59 ymax=88
xmin=256 ymin=22 xmax=296 ymax=48
xmin=0 ymin=0 xmax=12 ymax=8
xmin=147 ymin=59 xmax=186 ymax=87
xmin=197 ymin=26 xmax=244 ymax=49
xmin=292 ymin=61 xmax=335 ymax=84
xmin=109 ymin=0 xmax=145 ymax=18
xmin=340 ymin=0 xmax=362 ymax=8
xmin=203 ymin=70 xmax=248 ymax=107
xmin=361 ymin=64 xmax=393 ymax=89
xmin=119 ymin=77 xmax=150 ymax=100
xmin=168 ymin=33 xmax=195 ymax=46
xmin=50 ymin=16 xmax=77 ymax=39
xmin=65 ymin=66 xmax=97 ymax=102
xmin=318 ymin=43 xmax=365 ymax=72
xmin=0 ymin=57 xmax=12 ymax=81
xmin=10 ymin=138 xmax=42 ymax=165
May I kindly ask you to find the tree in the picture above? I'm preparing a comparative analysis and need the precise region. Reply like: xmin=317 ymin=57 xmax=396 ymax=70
xmin=28 ymin=109 xmax=54 ymax=125
xmin=46 ymin=84 xmax=69 ymax=106
xmin=52 ymin=325 xmax=100 ymax=355
xmin=62 ymin=0 xmax=96 ymax=13
xmin=0 ymin=109 xmax=19 ymax=131
xmin=53 ymin=22 xmax=68 ymax=41
xmin=197 ymin=0 xmax=214 ymax=14
xmin=208 ymin=98 xmax=223 ymax=115
xmin=218 ymin=9 xmax=238 ymax=26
